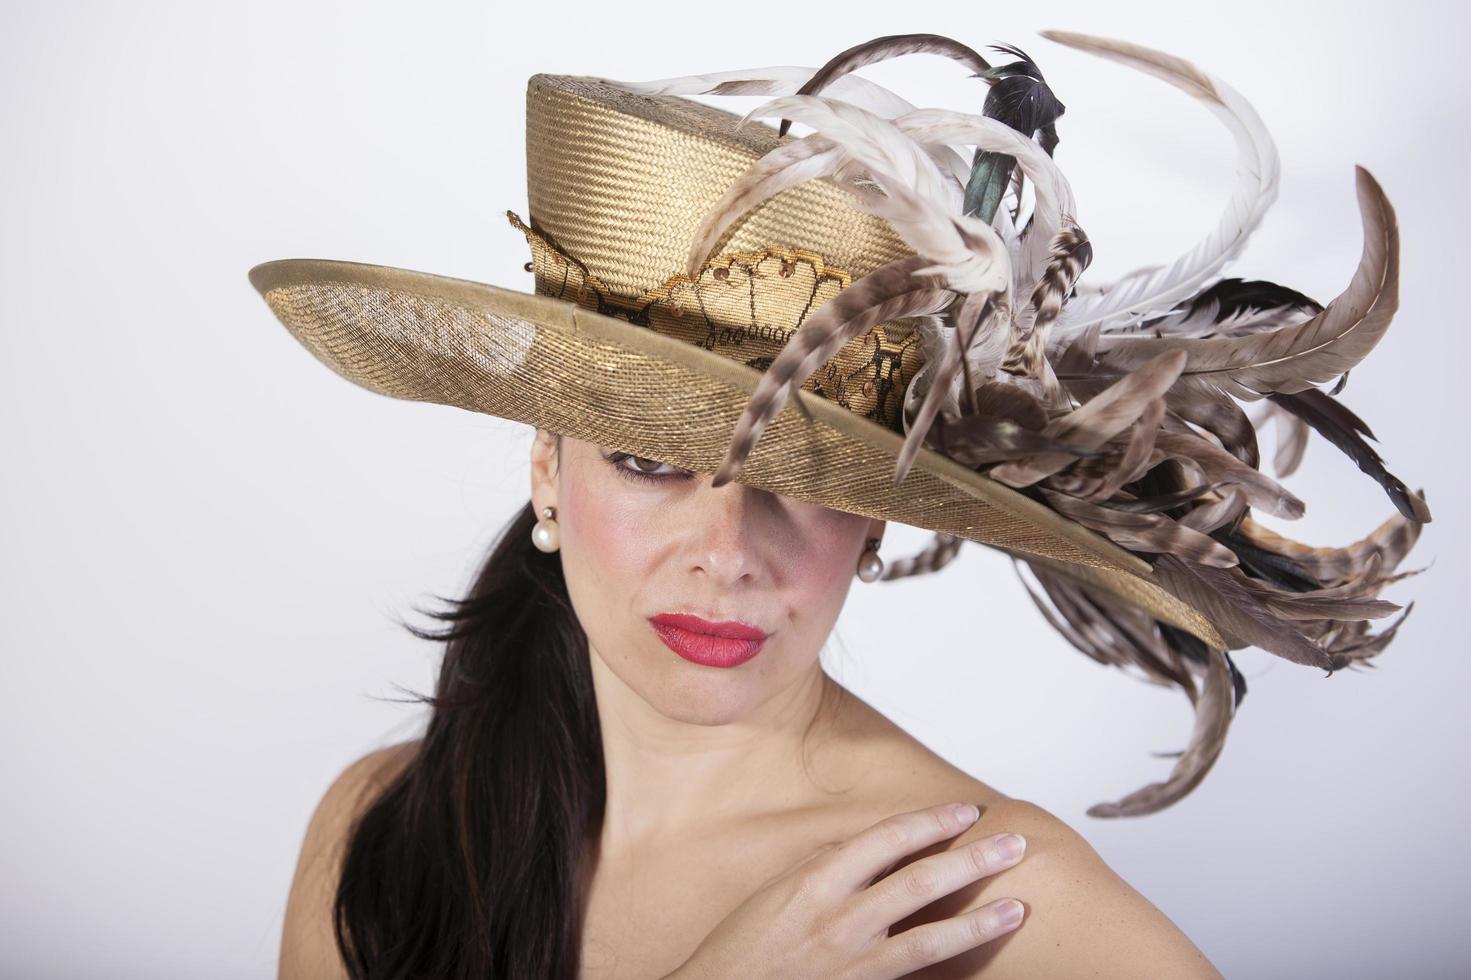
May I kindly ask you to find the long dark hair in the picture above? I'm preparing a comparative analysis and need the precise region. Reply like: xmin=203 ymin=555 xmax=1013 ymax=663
xmin=332 ymin=437 xmax=606 ymax=977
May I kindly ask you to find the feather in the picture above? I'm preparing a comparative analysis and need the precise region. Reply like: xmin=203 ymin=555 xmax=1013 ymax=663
xmin=989 ymin=349 xmax=1187 ymax=486
xmin=1261 ymin=400 xmax=1311 ymax=477
xmin=1227 ymin=506 xmax=1427 ymax=587
xmin=966 ymin=377 xmax=1049 ymax=429
xmin=1267 ymin=387 xmax=1432 ymax=522
xmin=1036 ymin=30 xmax=1282 ymax=340
xmin=1004 ymin=225 xmax=1092 ymax=383
xmin=1063 ymin=372 xmax=1261 ymax=469
xmin=1329 ymin=602 xmax=1415 ymax=658
xmin=770 ymin=32 xmax=993 ymax=138
xmin=1017 ymin=559 xmax=1183 ymax=682
xmin=1039 ymin=487 xmax=1240 ymax=566
xmin=598 ymin=65 xmax=918 ymax=119
xmin=891 ymin=107 xmax=1078 ymax=300
xmin=1151 ymin=554 xmax=1349 ymax=670
xmin=928 ymin=381 xmax=1101 ymax=467
xmin=932 ymin=419 xmax=1098 ymax=469
xmin=860 ymin=164 xmax=1021 ymax=298
xmin=1262 ymin=592 xmax=1401 ymax=623
xmin=1148 ymin=429 xmax=1303 ymax=519
xmin=893 ymin=290 xmax=1007 ymax=484
xmin=880 ymin=532 xmax=966 ymax=579
xmin=1014 ymin=559 xmax=1245 ymax=817
xmin=711 ymin=255 xmax=956 ymax=487
xmin=1083 ymin=395 xmax=1165 ymax=500
xmin=1163 ymin=376 xmax=1260 ymax=467
xmin=1169 ymin=628 xmax=1248 ymax=711
xmin=843 ymin=168 xmax=1017 ymax=478
xmin=1017 ymin=556 xmax=1247 ymax=818
xmin=685 ymin=104 xmax=1028 ymax=276
xmin=732 ymin=96 xmax=1076 ymax=303
xmin=1052 ymin=320 xmax=1101 ymax=376
xmin=1102 ymin=277 xmax=1323 ymax=340
xmin=678 ymin=73 xmax=1068 ymax=462
xmin=961 ymin=42 xmax=1066 ymax=226
xmin=683 ymin=131 xmax=847 ymax=277
xmin=1086 ymin=644 xmax=1236 ymax=818
xmin=1177 ymin=487 xmax=1250 ymax=535
xmin=1092 ymin=482 xmax=1224 ymax=514
xmin=1201 ymin=553 xmax=1406 ymax=644
xmin=740 ymin=95 xmax=960 ymax=211
xmin=882 ymin=286 xmax=1000 ymax=479
xmin=1087 ymin=167 xmax=1399 ymax=403
xmin=697 ymin=95 xmax=1015 ymax=320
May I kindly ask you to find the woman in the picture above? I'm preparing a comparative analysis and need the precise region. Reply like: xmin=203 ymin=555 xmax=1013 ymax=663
xmin=254 ymin=28 xmax=1424 ymax=980
xmin=278 ymin=432 xmax=1221 ymax=979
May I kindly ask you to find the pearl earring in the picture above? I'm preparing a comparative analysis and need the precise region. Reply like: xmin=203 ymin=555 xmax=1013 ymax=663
xmin=856 ymin=537 xmax=883 ymax=583
xmin=531 ymin=504 xmax=561 ymax=553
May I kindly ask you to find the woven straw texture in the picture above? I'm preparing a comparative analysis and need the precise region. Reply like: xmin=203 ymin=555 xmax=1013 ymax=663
xmin=523 ymin=74 xmax=916 ymax=295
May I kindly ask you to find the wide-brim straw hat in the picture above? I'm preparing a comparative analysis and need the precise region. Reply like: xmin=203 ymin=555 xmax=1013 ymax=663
xmin=247 ymin=31 xmax=1430 ymax=816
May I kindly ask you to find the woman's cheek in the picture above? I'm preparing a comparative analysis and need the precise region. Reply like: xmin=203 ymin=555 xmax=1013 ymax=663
xmin=562 ymin=473 xmax=660 ymax=585
xmin=788 ymin=513 xmax=866 ymax=586
xmin=559 ymin=476 xmax=656 ymax=663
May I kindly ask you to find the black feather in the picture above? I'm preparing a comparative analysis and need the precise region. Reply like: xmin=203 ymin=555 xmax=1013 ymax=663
xmin=1267 ymin=388 xmax=1431 ymax=523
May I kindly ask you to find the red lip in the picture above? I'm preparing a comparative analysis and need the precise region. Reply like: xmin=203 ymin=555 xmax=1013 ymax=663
xmin=649 ymin=613 xmax=769 ymax=668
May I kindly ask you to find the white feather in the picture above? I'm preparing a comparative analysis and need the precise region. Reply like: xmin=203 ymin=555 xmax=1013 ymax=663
xmin=739 ymin=95 xmax=959 ymax=210
xmin=682 ymin=131 xmax=846 ymax=275
xmin=739 ymin=97 xmax=1011 ymax=298
xmin=881 ymin=107 xmax=1079 ymax=303
xmin=688 ymin=101 xmax=1038 ymax=274
xmin=1037 ymin=31 xmax=1282 ymax=344
xmin=595 ymin=66 xmax=917 ymax=120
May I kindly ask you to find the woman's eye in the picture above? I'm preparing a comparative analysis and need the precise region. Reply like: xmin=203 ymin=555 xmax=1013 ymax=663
xmin=606 ymin=451 xmax=690 ymax=484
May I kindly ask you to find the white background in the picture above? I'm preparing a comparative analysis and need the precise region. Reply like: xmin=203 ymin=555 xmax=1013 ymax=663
xmin=3 ymin=1 xmax=1466 ymax=976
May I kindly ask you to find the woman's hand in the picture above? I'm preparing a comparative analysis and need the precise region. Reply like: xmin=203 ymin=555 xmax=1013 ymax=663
xmin=663 ymin=802 xmax=1026 ymax=980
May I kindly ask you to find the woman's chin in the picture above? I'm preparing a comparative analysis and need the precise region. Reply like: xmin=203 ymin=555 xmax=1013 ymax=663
xmin=646 ymin=667 xmax=767 ymax=725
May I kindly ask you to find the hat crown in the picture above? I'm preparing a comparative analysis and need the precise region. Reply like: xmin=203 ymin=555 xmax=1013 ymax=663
xmin=523 ymin=73 xmax=914 ymax=292
xmin=515 ymin=74 xmax=927 ymax=433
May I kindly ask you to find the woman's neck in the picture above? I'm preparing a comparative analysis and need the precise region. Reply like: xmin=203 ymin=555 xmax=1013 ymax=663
xmin=586 ymin=650 xmax=861 ymax=857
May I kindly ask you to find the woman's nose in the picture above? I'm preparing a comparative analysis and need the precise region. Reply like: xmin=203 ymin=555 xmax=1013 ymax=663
xmin=684 ymin=479 xmax=762 ymax=586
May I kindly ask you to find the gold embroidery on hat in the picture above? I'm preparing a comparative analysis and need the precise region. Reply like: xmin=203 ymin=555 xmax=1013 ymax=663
xmin=505 ymin=209 xmax=923 ymax=433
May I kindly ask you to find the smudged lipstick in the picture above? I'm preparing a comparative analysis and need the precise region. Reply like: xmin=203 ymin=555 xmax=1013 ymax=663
xmin=648 ymin=612 xmax=769 ymax=668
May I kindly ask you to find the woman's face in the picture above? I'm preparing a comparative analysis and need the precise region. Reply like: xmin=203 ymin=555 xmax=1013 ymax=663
xmin=529 ymin=431 xmax=885 ymax=725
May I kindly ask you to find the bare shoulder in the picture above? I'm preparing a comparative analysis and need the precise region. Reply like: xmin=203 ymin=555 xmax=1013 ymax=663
xmin=278 ymin=739 xmax=421 ymax=980
xmin=888 ymin=771 xmax=1222 ymax=979
xmin=818 ymin=690 xmax=1219 ymax=977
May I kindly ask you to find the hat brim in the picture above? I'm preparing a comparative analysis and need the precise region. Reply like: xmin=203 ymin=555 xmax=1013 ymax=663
xmin=248 ymin=256 xmax=1236 ymax=650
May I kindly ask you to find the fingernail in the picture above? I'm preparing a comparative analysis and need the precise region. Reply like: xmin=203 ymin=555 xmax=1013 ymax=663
xmin=951 ymin=803 xmax=980 ymax=823
xmin=998 ymin=899 xmax=1024 ymax=928
xmin=996 ymin=833 xmax=1026 ymax=860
